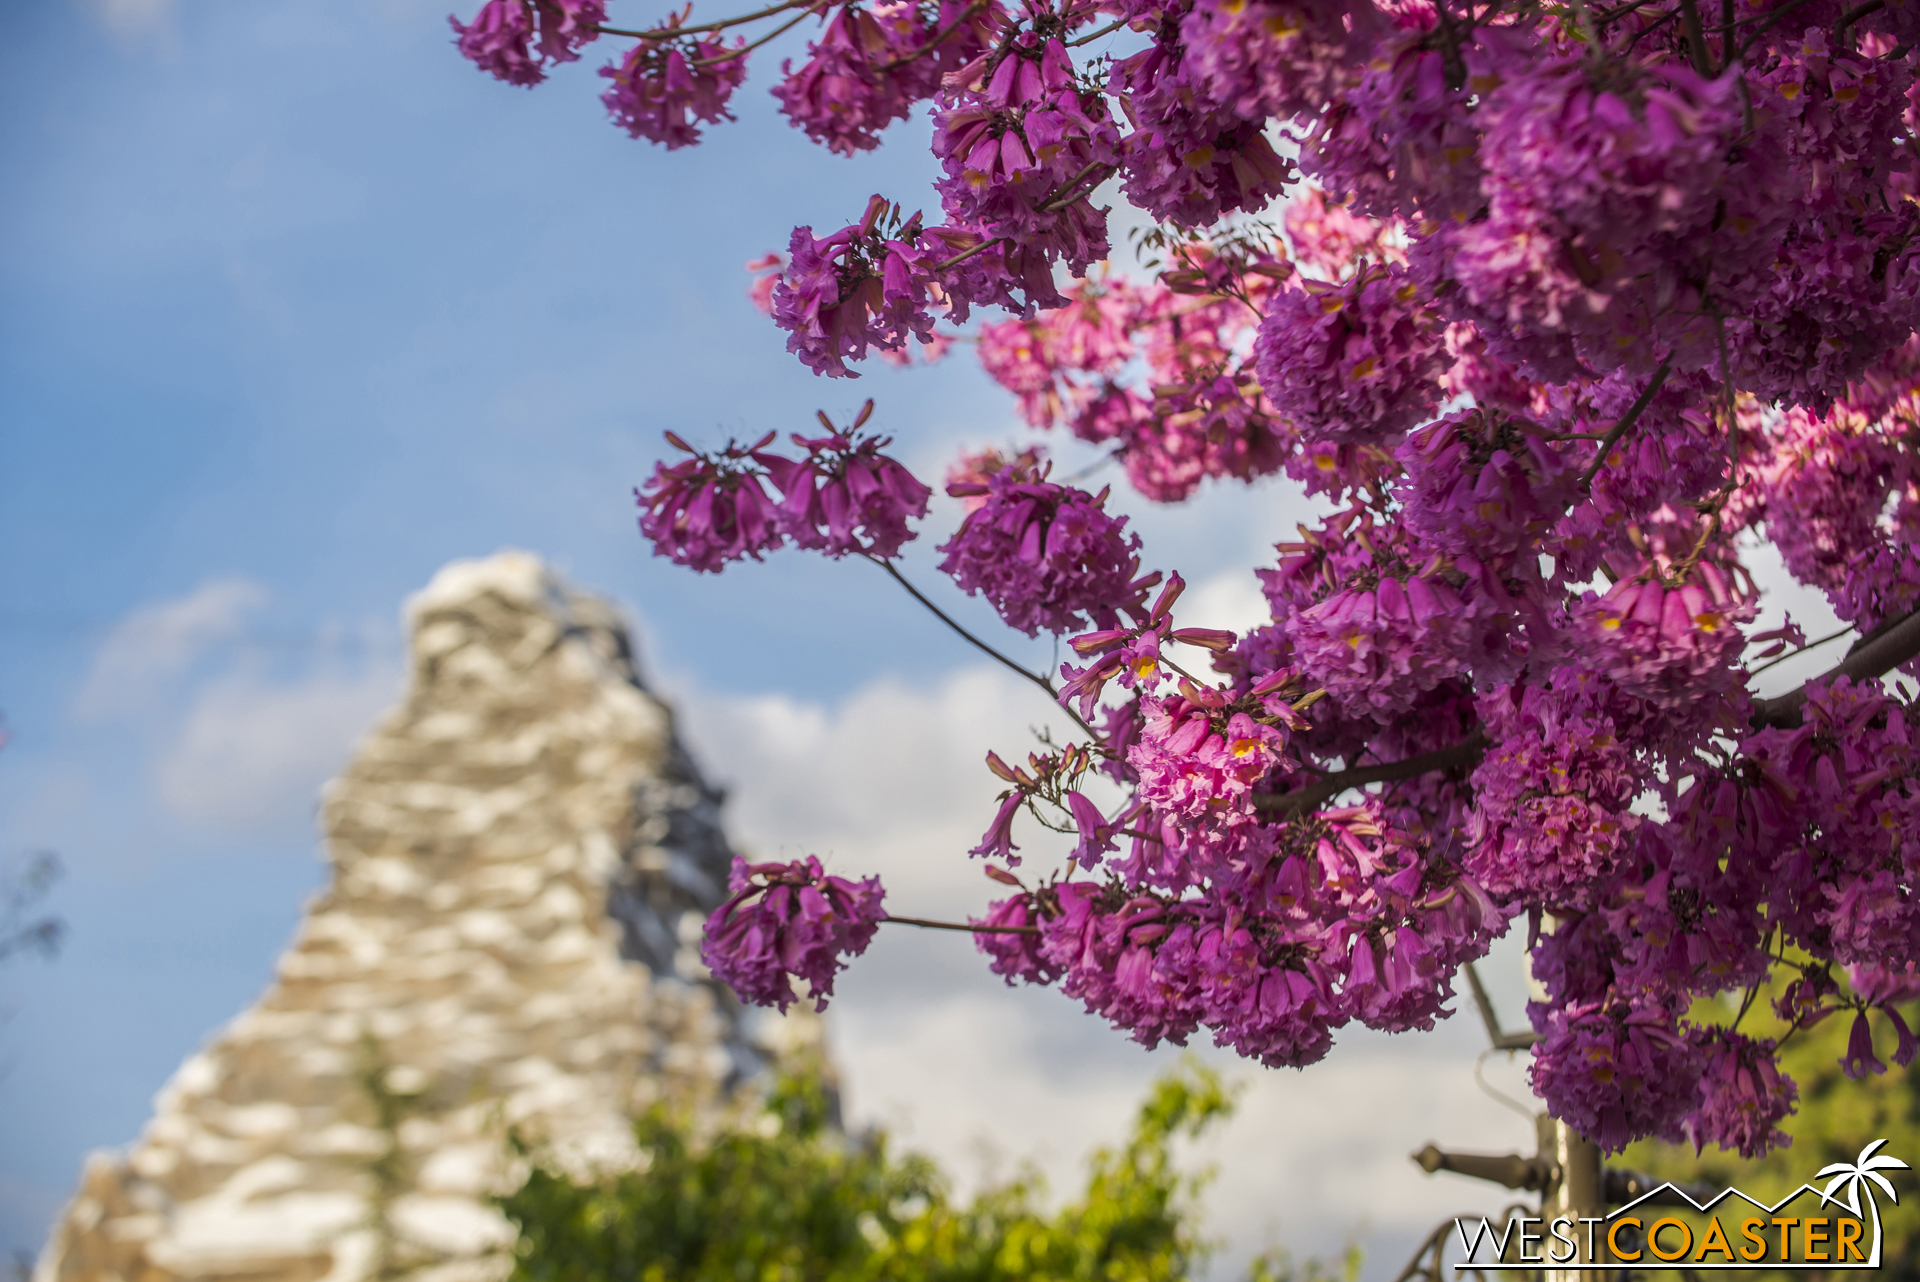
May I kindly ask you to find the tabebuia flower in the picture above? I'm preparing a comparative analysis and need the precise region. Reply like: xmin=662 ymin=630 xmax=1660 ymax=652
xmin=931 ymin=34 xmax=1119 ymax=277
xmin=772 ymin=0 xmax=984 ymax=155
xmin=1395 ymin=409 xmax=1574 ymax=565
xmin=1578 ymin=566 xmax=1753 ymax=707
xmin=702 ymin=855 xmax=886 ymax=1012
xmin=1284 ymin=185 xmax=1402 ymax=278
xmin=1180 ymin=0 xmax=1364 ymax=123
xmin=600 ymin=30 xmax=749 ymax=149
xmin=636 ymin=432 xmax=784 ymax=572
xmin=451 ymin=0 xmax=604 ymax=86
xmin=1253 ymin=264 xmax=1447 ymax=446
xmin=760 ymin=415 xmax=933 ymax=558
xmin=1528 ymin=999 xmax=1705 ymax=1153
xmin=1284 ymin=572 xmax=1474 ymax=717
xmin=1129 ymin=693 xmax=1296 ymax=827
xmin=937 ymin=464 xmax=1152 ymax=635
xmin=771 ymin=196 xmax=943 ymax=377
xmin=972 ymin=891 xmax=1061 ymax=985
xmin=1466 ymin=671 xmax=1646 ymax=904
xmin=1685 ymin=1030 xmax=1798 ymax=1158
xmin=1109 ymin=27 xmax=1294 ymax=227
xmin=1444 ymin=51 xmax=1775 ymax=378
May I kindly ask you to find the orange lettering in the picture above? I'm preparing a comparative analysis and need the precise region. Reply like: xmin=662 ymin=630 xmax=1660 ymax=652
xmin=1609 ymin=1217 xmax=1643 ymax=1263
xmin=1806 ymin=1217 xmax=1829 ymax=1262
xmin=1649 ymin=1218 xmax=1694 ymax=1262
xmin=1740 ymin=1218 xmax=1768 ymax=1262
xmin=1838 ymin=1218 xmax=1866 ymax=1262
xmin=1772 ymin=1217 xmax=1800 ymax=1258
xmin=1694 ymin=1218 xmax=1735 ymax=1262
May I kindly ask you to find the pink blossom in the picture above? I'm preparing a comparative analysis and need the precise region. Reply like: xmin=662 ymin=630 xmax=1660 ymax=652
xmin=636 ymin=432 xmax=784 ymax=572
xmin=702 ymin=855 xmax=886 ymax=1012
xmin=600 ymin=32 xmax=748 ymax=148
xmin=1578 ymin=568 xmax=1753 ymax=707
xmin=760 ymin=419 xmax=933 ymax=558
xmin=772 ymin=0 xmax=985 ymax=155
xmin=937 ymin=465 xmax=1151 ymax=635
xmin=1528 ymin=1000 xmax=1704 ymax=1153
xmin=1253 ymin=265 xmax=1447 ymax=446
xmin=972 ymin=892 xmax=1060 ymax=984
xmin=451 ymin=0 xmax=604 ymax=86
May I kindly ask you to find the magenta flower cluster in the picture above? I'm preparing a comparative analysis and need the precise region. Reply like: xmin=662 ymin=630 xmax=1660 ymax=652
xmin=452 ymin=0 xmax=1920 ymax=1163
xmin=635 ymin=412 xmax=930 ymax=571
xmin=937 ymin=464 xmax=1152 ymax=635
xmin=702 ymin=855 xmax=886 ymax=1012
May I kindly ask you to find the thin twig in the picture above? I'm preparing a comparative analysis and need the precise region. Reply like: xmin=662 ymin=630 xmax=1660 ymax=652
xmin=1038 ymin=161 xmax=1116 ymax=212
xmin=1752 ymin=603 xmax=1920 ymax=727
xmin=866 ymin=556 xmax=1097 ymax=736
xmin=593 ymin=0 xmax=808 ymax=41
xmin=1748 ymin=624 xmax=1853 ymax=677
xmin=1836 ymin=0 xmax=1885 ymax=43
xmin=932 ymin=235 xmax=1010 ymax=273
xmin=885 ymin=913 xmax=1041 ymax=935
xmin=1252 ymin=732 xmax=1490 ymax=813
xmin=1577 ymin=356 xmax=1674 ymax=492
xmin=1066 ymin=14 xmax=1130 ymax=45
xmin=1739 ymin=0 xmax=1823 ymax=57
xmin=690 ymin=5 xmax=817 ymax=64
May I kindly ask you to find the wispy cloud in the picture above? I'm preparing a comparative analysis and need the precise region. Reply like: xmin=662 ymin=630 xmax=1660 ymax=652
xmin=76 ymin=0 xmax=178 ymax=43
xmin=74 ymin=579 xmax=401 ymax=834
xmin=154 ymin=661 xmax=400 ymax=830
xmin=74 ymin=579 xmax=267 ymax=722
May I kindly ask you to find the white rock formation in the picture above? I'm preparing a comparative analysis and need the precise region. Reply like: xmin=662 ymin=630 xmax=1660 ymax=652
xmin=36 ymin=552 xmax=813 ymax=1282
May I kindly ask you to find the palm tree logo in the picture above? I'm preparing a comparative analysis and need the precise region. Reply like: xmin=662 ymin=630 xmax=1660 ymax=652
xmin=1817 ymin=1139 xmax=1911 ymax=1267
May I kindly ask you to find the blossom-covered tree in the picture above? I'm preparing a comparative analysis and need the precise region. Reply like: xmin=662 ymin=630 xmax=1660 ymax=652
xmin=450 ymin=0 xmax=1920 ymax=1160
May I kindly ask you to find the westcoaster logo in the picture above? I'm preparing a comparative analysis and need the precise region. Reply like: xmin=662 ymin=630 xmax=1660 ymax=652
xmin=1451 ymin=1140 xmax=1910 ymax=1270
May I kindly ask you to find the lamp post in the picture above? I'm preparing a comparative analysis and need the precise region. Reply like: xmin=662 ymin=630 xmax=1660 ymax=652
xmin=1398 ymin=965 xmax=1713 ymax=1280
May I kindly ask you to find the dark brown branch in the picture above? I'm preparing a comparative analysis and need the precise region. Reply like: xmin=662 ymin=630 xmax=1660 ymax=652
xmin=1837 ymin=0 xmax=1885 ymax=42
xmin=1252 ymin=731 xmax=1490 ymax=813
xmin=1578 ymin=357 xmax=1673 ymax=492
xmin=865 ymin=556 xmax=1097 ymax=737
xmin=593 ymin=0 xmax=808 ymax=40
xmin=884 ymin=913 xmax=1040 ymax=935
xmin=875 ymin=0 xmax=986 ymax=71
xmin=689 ymin=6 xmax=816 ymax=65
xmin=1751 ymin=604 xmax=1920 ymax=727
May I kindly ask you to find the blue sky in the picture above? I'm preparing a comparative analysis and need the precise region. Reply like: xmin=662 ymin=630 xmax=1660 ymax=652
xmin=0 ymin=1 xmax=1721 ymax=1273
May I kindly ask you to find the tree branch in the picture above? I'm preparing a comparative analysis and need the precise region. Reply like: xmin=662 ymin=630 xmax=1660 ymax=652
xmin=1751 ymin=604 xmax=1920 ymax=727
xmin=1578 ymin=357 xmax=1673 ymax=492
xmin=864 ymin=556 xmax=1097 ymax=737
xmin=884 ymin=913 xmax=1040 ymax=935
xmin=1252 ymin=731 xmax=1490 ymax=813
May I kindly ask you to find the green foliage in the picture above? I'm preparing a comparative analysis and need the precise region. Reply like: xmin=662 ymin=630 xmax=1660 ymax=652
xmin=1623 ymin=979 xmax=1920 ymax=1277
xmin=500 ymin=1061 xmax=1340 ymax=1282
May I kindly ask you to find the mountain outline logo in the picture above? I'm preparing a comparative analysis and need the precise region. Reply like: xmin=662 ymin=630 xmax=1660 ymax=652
xmin=1452 ymin=1140 xmax=1911 ymax=1271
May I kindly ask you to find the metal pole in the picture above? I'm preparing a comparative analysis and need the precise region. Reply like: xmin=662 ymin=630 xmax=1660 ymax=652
xmin=1539 ymin=1113 xmax=1608 ymax=1280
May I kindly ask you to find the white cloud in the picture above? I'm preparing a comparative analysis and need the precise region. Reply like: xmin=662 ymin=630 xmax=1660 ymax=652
xmin=1182 ymin=568 xmax=1274 ymax=636
xmin=76 ymin=579 xmax=402 ymax=833
xmin=671 ymin=665 xmax=1547 ymax=1278
xmin=76 ymin=0 xmax=177 ymax=41
xmin=154 ymin=661 xmax=401 ymax=831
xmin=74 ymin=579 xmax=267 ymax=722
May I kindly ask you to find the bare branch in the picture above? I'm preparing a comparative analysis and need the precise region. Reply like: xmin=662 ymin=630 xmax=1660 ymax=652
xmin=1252 ymin=731 xmax=1490 ymax=813
xmin=1577 ymin=357 xmax=1673 ymax=492
xmin=884 ymin=913 xmax=1039 ymax=935
xmin=1751 ymin=603 xmax=1920 ymax=727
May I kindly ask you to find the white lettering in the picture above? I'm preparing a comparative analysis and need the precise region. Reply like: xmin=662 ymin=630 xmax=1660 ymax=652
xmin=1518 ymin=1215 xmax=1544 ymax=1263
xmin=1548 ymin=1215 xmax=1578 ymax=1263
xmin=1455 ymin=1216 xmax=1521 ymax=1262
